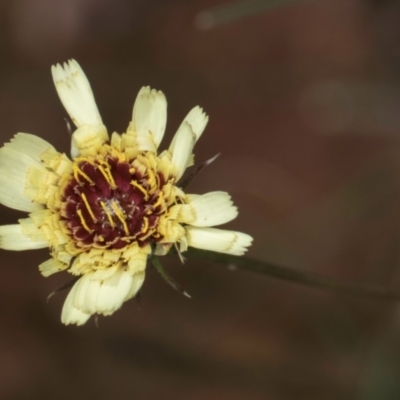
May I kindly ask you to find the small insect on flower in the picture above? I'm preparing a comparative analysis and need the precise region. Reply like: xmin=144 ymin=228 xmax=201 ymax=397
xmin=0 ymin=60 xmax=253 ymax=325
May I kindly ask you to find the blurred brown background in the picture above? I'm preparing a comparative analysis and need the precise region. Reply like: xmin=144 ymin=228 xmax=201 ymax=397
xmin=1 ymin=0 xmax=400 ymax=398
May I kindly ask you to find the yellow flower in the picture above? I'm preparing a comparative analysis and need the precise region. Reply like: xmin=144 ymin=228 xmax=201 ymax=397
xmin=0 ymin=60 xmax=253 ymax=325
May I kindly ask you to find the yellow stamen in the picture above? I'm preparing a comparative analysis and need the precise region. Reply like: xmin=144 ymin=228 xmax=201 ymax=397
xmin=77 ymin=209 xmax=93 ymax=233
xmin=141 ymin=216 xmax=149 ymax=234
xmin=130 ymin=180 xmax=149 ymax=200
xmin=93 ymin=242 xmax=107 ymax=249
xmin=140 ymin=228 xmax=155 ymax=241
xmin=73 ymin=164 xmax=94 ymax=185
xmin=105 ymin=237 xmax=119 ymax=246
xmin=98 ymin=164 xmax=117 ymax=189
xmin=100 ymin=201 xmax=115 ymax=227
xmin=111 ymin=200 xmax=129 ymax=236
xmin=147 ymin=169 xmax=157 ymax=191
xmin=155 ymin=172 xmax=160 ymax=188
xmin=152 ymin=192 xmax=165 ymax=211
xmin=81 ymin=193 xmax=97 ymax=222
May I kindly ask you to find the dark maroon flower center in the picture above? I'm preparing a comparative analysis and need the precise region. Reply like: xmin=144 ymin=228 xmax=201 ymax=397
xmin=61 ymin=155 xmax=166 ymax=250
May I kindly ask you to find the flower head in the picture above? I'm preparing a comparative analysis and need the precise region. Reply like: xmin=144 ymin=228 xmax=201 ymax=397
xmin=0 ymin=60 xmax=252 ymax=325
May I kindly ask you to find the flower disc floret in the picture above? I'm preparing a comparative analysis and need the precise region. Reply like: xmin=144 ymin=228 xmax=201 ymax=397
xmin=62 ymin=151 xmax=170 ymax=250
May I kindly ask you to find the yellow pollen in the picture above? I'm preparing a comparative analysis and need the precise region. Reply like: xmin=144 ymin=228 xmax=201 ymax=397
xmin=162 ymin=184 xmax=173 ymax=201
xmin=111 ymin=200 xmax=130 ymax=236
xmin=77 ymin=209 xmax=93 ymax=233
xmin=141 ymin=216 xmax=149 ymax=234
xmin=81 ymin=193 xmax=97 ymax=222
xmin=152 ymin=192 xmax=165 ymax=211
xmin=147 ymin=169 xmax=157 ymax=191
xmin=155 ymin=172 xmax=160 ymax=187
xmin=98 ymin=164 xmax=117 ymax=189
xmin=140 ymin=228 xmax=155 ymax=241
xmin=121 ymin=235 xmax=138 ymax=242
xmin=130 ymin=180 xmax=149 ymax=200
xmin=93 ymin=242 xmax=107 ymax=249
xmin=100 ymin=201 xmax=116 ymax=227
xmin=105 ymin=237 xmax=119 ymax=246
xmin=73 ymin=164 xmax=94 ymax=185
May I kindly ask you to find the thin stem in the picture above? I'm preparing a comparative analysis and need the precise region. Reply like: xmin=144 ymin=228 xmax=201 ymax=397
xmin=150 ymin=254 xmax=191 ymax=298
xmin=184 ymin=248 xmax=400 ymax=301
xmin=195 ymin=0 xmax=298 ymax=30
xmin=47 ymin=276 xmax=79 ymax=302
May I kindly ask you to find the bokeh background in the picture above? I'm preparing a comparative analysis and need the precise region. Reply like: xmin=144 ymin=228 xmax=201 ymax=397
xmin=1 ymin=0 xmax=400 ymax=398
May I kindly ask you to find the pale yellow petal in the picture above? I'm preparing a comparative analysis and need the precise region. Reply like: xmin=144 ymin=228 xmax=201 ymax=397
xmin=51 ymin=60 xmax=108 ymax=158
xmin=94 ymin=269 xmax=136 ymax=315
xmin=185 ymin=227 xmax=253 ymax=256
xmin=51 ymin=59 xmax=103 ymax=128
xmin=0 ymin=223 xmax=48 ymax=250
xmin=75 ymin=274 xmax=101 ymax=314
xmin=131 ymin=86 xmax=167 ymax=151
xmin=70 ymin=268 xmax=143 ymax=316
xmin=124 ymin=271 xmax=145 ymax=301
xmin=0 ymin=146 xmax=45 ymax=212
xmin=90 ymin=264 xmax=120 ymax=280
xmin=24 ymin=168 xmax=59 ymax=204
xmin=178 ymin=106 xmax=208 ymax=142
xmin=127 ymin=251 xmax=148 ymax=274
xmin=157 ymin=218 xmax=185 ymax=243
xmin=6 ymin=133 xmax=55 ymax=163
xmin=61 ymin=281 xmax=91 ymax=326
xmin=70 ymin=124 xmax=108 ymax=158
xmin=0 ymin=176 xmax=41 ymax=212
xmin=19 ymin=217 xmax=48 ymax=242
xmin=172 ymin=191 xmax=238 ymax=227
xmin=169 ymin=121 xmax=196 ymax=180
xmin=39 ymin=258 xmax=68 ymax=277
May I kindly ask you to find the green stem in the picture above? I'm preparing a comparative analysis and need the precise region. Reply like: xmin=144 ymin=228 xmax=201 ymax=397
xmin=196 ymin=0 xmax=298 ymax=28
xmin=150 ymin=254 xmax=191 ymax=298
xmin=184 ymin=248 xmax=400 ymax=301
